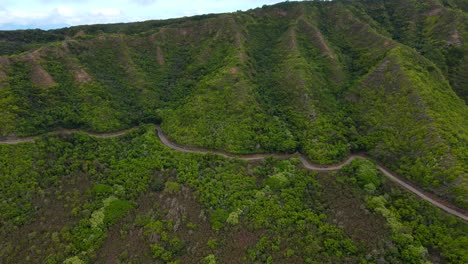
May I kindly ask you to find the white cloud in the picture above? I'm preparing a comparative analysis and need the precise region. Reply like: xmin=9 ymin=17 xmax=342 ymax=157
xmin=56 ymin=6 xmax=74 ymax=17
xmin=0 ymin=0 xmax=289 ymax=30
xmin=90 ymin=8 xmax=121 ymax=16
xmin=0 ymin=6 xmax=126 ymax=29
xmin=131 ymin=0 xmax=158 ymax=5
xmin=40 ymin=0 xmax=89 ymax=3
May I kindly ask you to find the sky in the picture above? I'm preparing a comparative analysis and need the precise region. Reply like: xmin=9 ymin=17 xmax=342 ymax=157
xmin=0 ymin=0 xmax=290 ymax=30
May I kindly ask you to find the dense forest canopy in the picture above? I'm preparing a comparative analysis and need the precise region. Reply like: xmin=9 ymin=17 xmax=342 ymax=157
xmin=0 ymin=0 xmax=467 ymax=263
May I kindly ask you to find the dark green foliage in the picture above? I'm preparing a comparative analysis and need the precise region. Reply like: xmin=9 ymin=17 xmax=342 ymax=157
xmin=103 ymin=199 xmax=134 ymax=226
xmin=341 ymin=159 xmax=381 ymax=192
xmin=0 ymin=1 xmax=465 ymax=192
xmin=0 ymin=126 xmax=356 ymax=262
xmin=0 ymin=1 xmax=467 ymax=262
xmin=339 ymin=160 xmax=468 ymax=263
xmin=0 ymin=124 xmax=466 ymax=263
xmin=175 ymin=154 xmax=361 ymax=262
xmin=0 ymin=144 xmax=37 ymax=226
xmin=91 ymin=184 xmax=113 ymax=197
xmin=347 ymin=47 xmax=467 ymax=207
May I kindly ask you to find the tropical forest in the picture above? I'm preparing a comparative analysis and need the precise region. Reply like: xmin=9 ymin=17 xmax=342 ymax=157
xmin=0 ymin=0 xmax=467 ymax=263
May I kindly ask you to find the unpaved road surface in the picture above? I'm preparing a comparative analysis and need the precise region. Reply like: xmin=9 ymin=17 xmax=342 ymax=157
xmin=1 ymin=126 xmax=466 ymax=222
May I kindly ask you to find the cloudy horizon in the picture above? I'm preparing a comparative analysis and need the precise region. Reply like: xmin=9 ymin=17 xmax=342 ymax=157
xmin=0 ymin=0 xmax=289 ymax=30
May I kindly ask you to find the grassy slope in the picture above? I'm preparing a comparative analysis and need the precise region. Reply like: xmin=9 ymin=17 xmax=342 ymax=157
xmin=246 ymin=4 xmax=351 ymax=162
xmin=160 ymin=15 xmax=297 ymax=154
xmin=353 ymin=0 xmax=468 ymax=102
xmin=348 ymin=46 xmax=468 ymax=207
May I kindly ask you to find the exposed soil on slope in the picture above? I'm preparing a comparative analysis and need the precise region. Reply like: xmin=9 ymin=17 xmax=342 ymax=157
xmin=31 ymin=64 xmax=56 ymax=87
xmin=156 ymin=46 xmax=165 ymax=65
xmin=316 ymin=172 xmax=390 ymax=256
xmin=74 ymin=68 xmax=92 ymax=83
xmin=0 ymin=70 xmax=6 ymax=84
xmin=20 ymin=50 xmax=56 ymax=88
xmin=1 ymin=173 xmax=91 ymax=263
xmin=95 ymin=176 xmax=261 ymax=263
xmin=448 ymin=30 xmax=462 ymax=46
xmin=0 ymin=57 xmax=10 ymax=83
xmin=427 ymin=7 xmax=443 ymax=16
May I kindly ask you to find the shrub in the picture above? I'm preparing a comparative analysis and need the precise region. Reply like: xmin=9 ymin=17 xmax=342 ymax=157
xmin=226 ymin=208 xmax=242 ymax=225
xmin=265 ymin=173 xmax=290 ymax=191
xmin=164 ymin=181 xmax=181 ymax=194
xmin=103 ymin=199 xmax=134 ymax=226
xmin=91 ymin=184 xmax=113 ymax=196
xmin=203 ymin=254 xmax=216 ymax=264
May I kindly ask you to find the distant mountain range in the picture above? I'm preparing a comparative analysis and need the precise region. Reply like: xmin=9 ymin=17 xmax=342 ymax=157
xmin=0 ymin=23 xmax=71 ymax=31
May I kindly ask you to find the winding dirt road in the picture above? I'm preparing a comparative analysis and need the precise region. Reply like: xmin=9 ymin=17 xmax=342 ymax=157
xmin=156 ymin=127 xmax=468 ymax=222
xmin=1 ymin=126 xmax=467 ymax=222
xmin=0 ymin=128 xmax=133 ymax=144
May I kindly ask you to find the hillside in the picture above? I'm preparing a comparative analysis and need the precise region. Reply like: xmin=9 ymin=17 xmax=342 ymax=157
xmin=0 ymin=0 xmax=467 ymax=263
xmin=1 ymin=0 xmax=466 ymax=208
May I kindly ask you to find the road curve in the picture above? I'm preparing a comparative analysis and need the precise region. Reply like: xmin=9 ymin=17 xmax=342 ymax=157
xmin=0 ymin=126 xmax=466 ymax=222
xmin=156 ymin=126 xmax=468 ymax=222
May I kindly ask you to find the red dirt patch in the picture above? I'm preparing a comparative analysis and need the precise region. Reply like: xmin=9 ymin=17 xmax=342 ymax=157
xmin=0 ymin=56 xmax=10 ymax=67
xmin=61 ymin=41 xmax=70 ymax=51
xmin=427 ymin=7 xmax=443 ymax=16
xmin=22 ymin=50 xmax=56 ymax=88
xmin=156 ymin=46 xmax=165 ymax=65
xmin=2 ymin=173 xmax=91 ymax=263
xmin=316 ymin=172 xmax=390 ymax=257
xmin=274 ymin=8 xmax=288 ymax=17
xmin=74 ymin=68 xmax=92 ymax=83
xmin=375 ymin=59 xmax=391 ymax=72
xmin=0 ymin=70 xmax=6 ymax=84
xmin=95 ymin=194 xmax=155 ymax=264
xmin=448 ymin=30 xmax=461 ymax=46
xmin=238 ymin=52 xmax=248 ymax=63
xmin=357 ymin=59 xmax=392 ymax=89
xmin=287 ymin=27 xmax=298 ymax=50
xmin=217 ymin=227 xmax=262 ymax=264
xmin=148 ymin=33 xmax=157 ymax=42
xmin=150 ymin=28 xmax=168 ymax=41
xmin=96 ymin=179 xmax=261 ymax=263
xmin=234 ymin=32 xmax=244 ymax=48
xmin=31 ymin=65 xmax=56 ymax=87
xmin=26 ymin=50 xmax=41 ymax=60
xmin=383 ymin=39 xmax=393 ymax=48
xmin=73 ymin=30 xmax=86 ymax=38
xmin=299 ymin=19 xmax=335 ymax=59
xmin=94 ymin=185 xmax=211 ymax=263
xmin=177 ymin=27 xmax=193 ymax=37
xmin=312 ymin=27 xmax=334 ymax=58
xmin=229 ymin=67 xmax=239 ymax=74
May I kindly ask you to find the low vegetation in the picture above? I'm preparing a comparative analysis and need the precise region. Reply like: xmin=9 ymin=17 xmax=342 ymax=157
xmin=1 ymin=126 xmax=466 ymax=263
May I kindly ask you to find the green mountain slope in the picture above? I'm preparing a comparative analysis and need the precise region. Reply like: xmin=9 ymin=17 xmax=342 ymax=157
xmin=347 ymin=46 xmax=468 ymax=207
xmin=0 ymin=0 xmax=466 ymax=208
